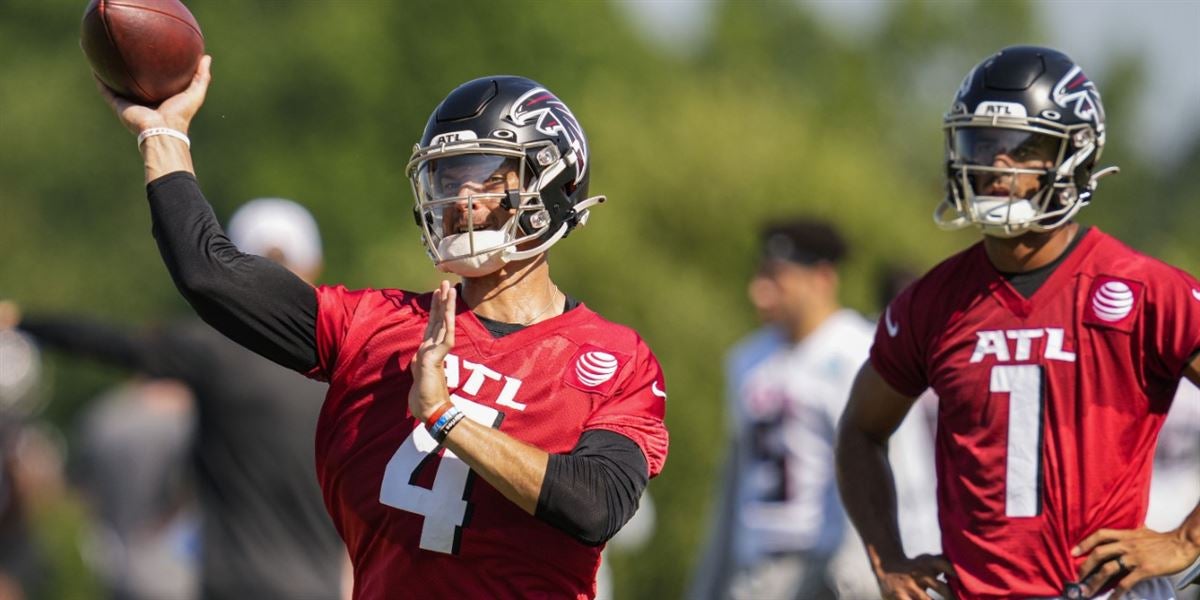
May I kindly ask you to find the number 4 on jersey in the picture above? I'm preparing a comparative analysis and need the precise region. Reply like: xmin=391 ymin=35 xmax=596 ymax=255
xmin=379 ymin=399 xmax=503 ymax=554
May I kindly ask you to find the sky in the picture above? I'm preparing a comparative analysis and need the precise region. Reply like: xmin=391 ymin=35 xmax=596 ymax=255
xmin=614 ymin=0 xmax=1200 ymax=163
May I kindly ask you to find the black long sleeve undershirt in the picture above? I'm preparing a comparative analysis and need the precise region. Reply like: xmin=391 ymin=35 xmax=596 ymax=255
xmin=144 ymin=171 xmax=646 ymax=545
xmin=147 ymin=172 xmax=319 ymax=373
xmin=538 ymin=429 xmax=649 ymax=546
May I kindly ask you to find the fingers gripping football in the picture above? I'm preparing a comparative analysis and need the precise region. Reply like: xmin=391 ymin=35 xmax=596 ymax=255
xmin=95 ymin=54 xmax=212 ymax=137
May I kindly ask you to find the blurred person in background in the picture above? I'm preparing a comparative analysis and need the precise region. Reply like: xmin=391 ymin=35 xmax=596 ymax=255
xmin=4 ymin=197 xmax=348 ymax=600
xmin=837 ymin=46 xmax=1200 ymax=599
xmin=1147 ymin=380 xmax=1200 ymax=599
xmin=72 ymin=378 xmax=198 ymax=600
xmin=596 ymin=492 xmax=656 ymax=600
xmin=691 ymin=220 xmax=938 ymax=600
xmin=96 ymin=59 xmax=668 ymax=599
xmin=0 ymin=327 xmax=66 ymax=600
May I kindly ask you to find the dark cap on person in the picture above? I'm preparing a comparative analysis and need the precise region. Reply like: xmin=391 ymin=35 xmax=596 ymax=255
xmin=759 ymin=219 xmax=847 ymax=266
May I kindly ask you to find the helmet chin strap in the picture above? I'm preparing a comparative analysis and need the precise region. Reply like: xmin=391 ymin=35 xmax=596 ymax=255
xmin=503 ymin=195 xmax=607 ymax=261
xmin=433 ymin=194 xmax=610 ymax=273
xmin=1088 ymin=166 xmax=1120 ymax=190
xmin=504 ymin=224 xmax=568 ymax=261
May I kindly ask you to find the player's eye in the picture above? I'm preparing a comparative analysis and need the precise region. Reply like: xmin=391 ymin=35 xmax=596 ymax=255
xmin=440 ymin=180 xmax=462 ymax=195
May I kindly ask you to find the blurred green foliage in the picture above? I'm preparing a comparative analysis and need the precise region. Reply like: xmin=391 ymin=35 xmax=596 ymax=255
xmin=1 ymin=1 xmax=1195 ymax=598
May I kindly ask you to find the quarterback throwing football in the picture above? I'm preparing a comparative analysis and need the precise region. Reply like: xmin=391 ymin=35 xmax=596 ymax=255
xmin=96 ymin=58 xmax=668 ymax=599
xmin=836 ymin=46 xmax=1200 ymax=599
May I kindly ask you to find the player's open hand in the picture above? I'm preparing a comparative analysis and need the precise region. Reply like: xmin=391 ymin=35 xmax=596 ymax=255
xmin=95 ymin=54 xmax=212 ymax=137
xmin=409 ymin=280 xmax=457 ymax=422
xmin=875 ymin=553 xmax=958 ymax=600
xmin=1074 ymin=526 xmax=1199 ymax=598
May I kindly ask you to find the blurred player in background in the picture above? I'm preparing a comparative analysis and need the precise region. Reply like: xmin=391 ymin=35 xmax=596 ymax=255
xmin=7 ymin=198 xmax=347 ymax=600
xmin=691 ymin=220 xmax=938 ymax=599
xmin=1148 ymin=381 xmax=1200 ymax=599
xmin=0 ymin=328 xmax=65 ymax=600
xmin=95 ymin=58 xmax=668 ymax=599
xmin=74 ymin=379 xmax=198 ymax=600
xmin=837 ymin=45 xmax=1200 ymax=599
xmin=596 ymin=492 xmax=656 ymax=600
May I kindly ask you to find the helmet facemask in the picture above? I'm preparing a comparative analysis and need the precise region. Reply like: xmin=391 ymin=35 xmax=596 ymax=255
xmin=937 ymin=115 xmax=1106 ymax=238
xmin=408 ymin=136 xmax=582 ymax=277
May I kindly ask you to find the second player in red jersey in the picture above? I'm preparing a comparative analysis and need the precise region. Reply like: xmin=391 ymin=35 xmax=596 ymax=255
xmin=96 ymin=61 xmax=668 ymax=599
xmin=836 ymin=46 xmax=1200 ymax=600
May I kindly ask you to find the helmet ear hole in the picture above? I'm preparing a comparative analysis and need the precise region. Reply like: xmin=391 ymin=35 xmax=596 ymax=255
xmin=518 ymin=209 xmax=551 ymax=235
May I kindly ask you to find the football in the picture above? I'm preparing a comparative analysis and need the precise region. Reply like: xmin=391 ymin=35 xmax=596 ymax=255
xmin=80 ymin=0 xmax=204 ymax=104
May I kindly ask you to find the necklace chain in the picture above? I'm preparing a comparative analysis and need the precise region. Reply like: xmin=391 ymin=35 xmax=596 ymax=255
xmin=519 ymin=283 xmax=560 ymax=326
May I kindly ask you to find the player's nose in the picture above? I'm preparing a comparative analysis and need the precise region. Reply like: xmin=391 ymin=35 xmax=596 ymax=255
xmin=456 ymin=180 xmax=485 ymax=198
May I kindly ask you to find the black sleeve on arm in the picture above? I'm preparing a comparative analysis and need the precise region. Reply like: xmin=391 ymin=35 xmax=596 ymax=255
xmin=147 ymin=172 xmax=318 ymax=372
xmin=536 ymin=429 xmax=649 ymax=546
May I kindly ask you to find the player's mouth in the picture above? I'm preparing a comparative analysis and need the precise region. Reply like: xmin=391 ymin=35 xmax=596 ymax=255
xmin=455 ymin=221 xmax=501 ymax=234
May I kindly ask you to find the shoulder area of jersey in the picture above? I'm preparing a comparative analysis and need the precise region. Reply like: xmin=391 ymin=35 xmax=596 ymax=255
xmin=311 ymin=285 xmax=432 ymax=317
xmin=558 ymin=306 xmax=655 ymax=353
xmin=1083 ymin=229 xmax=1196 ymax=284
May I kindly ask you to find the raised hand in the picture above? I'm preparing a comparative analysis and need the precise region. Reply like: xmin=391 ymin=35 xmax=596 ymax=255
xmin=95 ymin=54 xmax=213 ymax=136
xmin=408 ymin=280 xmax=457 ymax=422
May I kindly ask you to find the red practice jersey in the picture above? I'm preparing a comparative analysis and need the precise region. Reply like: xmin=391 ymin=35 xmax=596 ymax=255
xmin=871 ymin=228 xmax=1200 ymax=599
xmin=308 ymin=286 xmax=669 ymax=600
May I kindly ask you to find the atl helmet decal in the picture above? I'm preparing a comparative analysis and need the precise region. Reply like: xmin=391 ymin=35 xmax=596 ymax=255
xmin=1052 ymin=65 xmax=1103 ymax=125
xmin=508 ymin=87 xmax=588 ymax=184
xmin=574 ymin=351 xmax=619 ymax=387
xmin=1091 ymin=280 xmax=1134 ymax=322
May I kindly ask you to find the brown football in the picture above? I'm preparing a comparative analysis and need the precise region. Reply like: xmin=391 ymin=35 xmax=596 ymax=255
xmin=81 ymin=0 xmax=204 ymax=104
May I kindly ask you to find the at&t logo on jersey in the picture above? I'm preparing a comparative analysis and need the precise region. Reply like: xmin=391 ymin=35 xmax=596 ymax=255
xmin=564 ymin=344 xmax=627 ymax=394
xmin=1083 ymin=275 xmax=1143 ymax=332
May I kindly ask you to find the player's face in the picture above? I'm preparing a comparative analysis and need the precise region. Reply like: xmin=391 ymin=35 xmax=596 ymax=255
xmin=419 ymin=155 xmax=521 ymax=237
xmin=748 ymin=269 xmax=784 ymax=324
xmin=751 ymin=260 xmax=827 ymax=324
xmin=955 ymin=129 xmax=1060 ymax=199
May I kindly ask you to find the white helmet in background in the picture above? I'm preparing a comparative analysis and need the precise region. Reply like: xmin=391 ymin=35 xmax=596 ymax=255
xmin=227 ymin=198 xmax=323 ymax=274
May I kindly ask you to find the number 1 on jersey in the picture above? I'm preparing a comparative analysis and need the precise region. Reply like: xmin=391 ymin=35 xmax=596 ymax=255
xmin=991 ymin=364 xmax=1044 ymax=518
xmin=379 ymin=399 xmax=502 ymax=554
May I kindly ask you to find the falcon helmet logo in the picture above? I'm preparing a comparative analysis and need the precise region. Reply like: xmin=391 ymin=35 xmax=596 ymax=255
xmin=508 ymin=88 xmax=588 ymax=185
xmin=1052 ymin=65 xmax=1104 ymax=125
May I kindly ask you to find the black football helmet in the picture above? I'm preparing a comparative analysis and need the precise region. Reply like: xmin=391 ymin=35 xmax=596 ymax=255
xmin=406 ymin=76 xmax=604 ymax=276
xmin=936 ymin=46 xmax=1119 ymax=237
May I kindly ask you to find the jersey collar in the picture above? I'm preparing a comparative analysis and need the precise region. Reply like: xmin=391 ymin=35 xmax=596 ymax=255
xmin=979 ymin=226 xmax=1102 ymax=318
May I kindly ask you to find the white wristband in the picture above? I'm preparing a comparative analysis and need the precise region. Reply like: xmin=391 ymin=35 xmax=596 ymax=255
xmin=137 ymin=127 xmax=191 ymax=148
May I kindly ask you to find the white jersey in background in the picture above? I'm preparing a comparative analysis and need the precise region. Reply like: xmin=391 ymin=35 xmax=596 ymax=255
xmin=697 ymin=309 xmax=940 ymax=598
xmin=1148 ymin=381 xmax=1200 ymax=532
xmin=731 ymin=310 xmax=870 ymax=563
xmin=1148 ymin=381 xmax=1200 ymax=597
